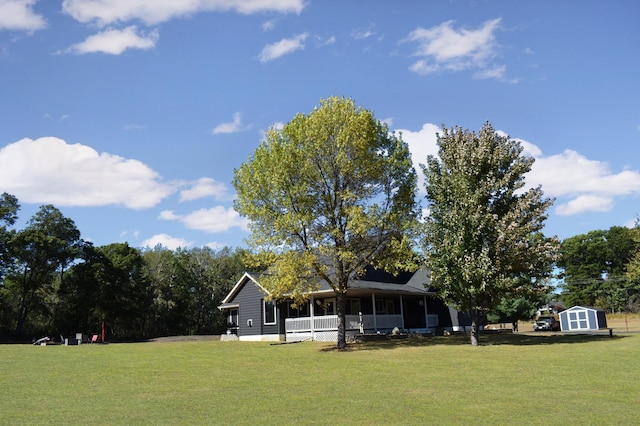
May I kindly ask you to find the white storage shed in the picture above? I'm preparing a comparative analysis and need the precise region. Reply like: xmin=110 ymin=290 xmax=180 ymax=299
xmin=559 ymin=306 xmax=607 ymax=332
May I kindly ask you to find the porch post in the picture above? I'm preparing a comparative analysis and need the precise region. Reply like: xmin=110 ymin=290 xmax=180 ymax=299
xmin=399 ymin=294 xmax=405 ymax=330
xmin=310 ymin=295 xmax=316 ymax=341
xmin=372 ymin=293 xmax=377 ymax=332
xmin=423 ymin=295 xmax=429 ymax=328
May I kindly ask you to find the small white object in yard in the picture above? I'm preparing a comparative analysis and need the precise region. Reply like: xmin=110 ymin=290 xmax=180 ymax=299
xmin=392 ymin=327 xmax=400 ymax=335
xmin=34 ymin=337 xmax=50 ymax=345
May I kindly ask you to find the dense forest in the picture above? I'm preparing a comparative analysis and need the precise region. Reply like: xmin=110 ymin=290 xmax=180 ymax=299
xmin=0 ymin=193 xmax=247 ymax=341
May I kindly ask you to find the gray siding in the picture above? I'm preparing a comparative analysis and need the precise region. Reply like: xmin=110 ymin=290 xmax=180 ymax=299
xmin=229 ymin=278 xmax=281 ymax=337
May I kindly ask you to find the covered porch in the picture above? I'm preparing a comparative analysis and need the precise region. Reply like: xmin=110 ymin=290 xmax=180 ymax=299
xmin=283 ymin=293 xmax=441 ymax=342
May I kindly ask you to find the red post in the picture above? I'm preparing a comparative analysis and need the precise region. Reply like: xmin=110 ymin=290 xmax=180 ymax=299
xmin=101 ymin=321 xmax=105 ymax=343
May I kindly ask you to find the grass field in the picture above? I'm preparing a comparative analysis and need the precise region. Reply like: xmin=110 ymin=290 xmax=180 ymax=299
xmin=2 ymin=325 xmax=640 ymax=426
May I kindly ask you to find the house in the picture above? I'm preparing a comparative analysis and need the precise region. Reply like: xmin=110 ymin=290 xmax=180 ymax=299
xmin=217 ymin=267 xmax=466 ymax=342
xmin=559 ymin=306 xmax=608 ymax=332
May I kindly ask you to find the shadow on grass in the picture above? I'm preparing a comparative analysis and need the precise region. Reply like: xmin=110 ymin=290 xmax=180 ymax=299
xmin=333 ymin=332 xmax=627 ymax=351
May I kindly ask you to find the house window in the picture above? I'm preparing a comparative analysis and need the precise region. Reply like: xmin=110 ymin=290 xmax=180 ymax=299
xmin=286 ymin=300 xmax=309 ymax=318
xmin=264 ymin=300 xmax=276 ymax=325
xmin=347 ymin=298 xmax=361 ymax=315
xmin=569 ymin=310 xmax=588 ymax=329
xmin=228 ymin=309 xmax=238 ymax=327
xmin=375 ymin=298 xmax=397 ymax=315
xmin=315 ymin=298 xmax=336 ymax=315
xmin=324 ymin=298 xmax=336 ymax=315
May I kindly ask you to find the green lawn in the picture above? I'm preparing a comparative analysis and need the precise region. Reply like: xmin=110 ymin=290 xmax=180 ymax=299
xmin=2 ymin=333 xmax=639 ymax=425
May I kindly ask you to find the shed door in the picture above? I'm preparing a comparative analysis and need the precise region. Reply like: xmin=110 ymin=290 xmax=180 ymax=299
xmin=568 ymin=310 xmax=588 ymax=330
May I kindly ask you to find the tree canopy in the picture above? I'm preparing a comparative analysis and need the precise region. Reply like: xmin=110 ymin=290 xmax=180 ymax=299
xmin=560 ymin=226 xmax=640 ymax=312
xmin=0 ymin=193 xmax=246 ymax=341
xmin=233 ymin=97 xmax=419 ymax=348
xmin=422 ymin=122 xmax=559 ymax=345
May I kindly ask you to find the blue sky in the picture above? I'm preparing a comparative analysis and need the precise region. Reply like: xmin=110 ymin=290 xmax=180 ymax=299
xmin=1 ymin=0 xmax=639 ymax=251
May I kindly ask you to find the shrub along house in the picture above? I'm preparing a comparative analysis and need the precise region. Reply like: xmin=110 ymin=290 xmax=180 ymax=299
xmin=218 ymin=267 xmax=465 ymax=342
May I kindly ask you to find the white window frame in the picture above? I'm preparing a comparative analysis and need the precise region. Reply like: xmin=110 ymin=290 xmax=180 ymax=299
xmin=568 ymin=310 xmax=589 ymax=330
xmin=263 ymin=299 xmax=277 ymax=325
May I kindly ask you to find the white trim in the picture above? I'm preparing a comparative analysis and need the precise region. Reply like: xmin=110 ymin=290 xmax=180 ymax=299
xmin=221 ymin=272 xmax=268 ymax=304
xmin=263 ymin=299 xmax=277 ymax=325
xmin=238 ymin=334 xmax=283 ymax=342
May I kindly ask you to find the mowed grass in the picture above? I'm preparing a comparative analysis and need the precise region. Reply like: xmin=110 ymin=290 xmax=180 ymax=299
xmin=2 ymin=332 xmax=640 ymax=425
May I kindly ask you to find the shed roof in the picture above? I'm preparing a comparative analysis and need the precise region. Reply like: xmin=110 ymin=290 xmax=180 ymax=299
xmin=561 ymin=305 xmax=605 ymax=313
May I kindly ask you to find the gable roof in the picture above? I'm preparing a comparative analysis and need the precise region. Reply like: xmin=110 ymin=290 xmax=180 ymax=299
xmin=219 ymin=268 xmax=433 ymax=310
xmin=220 ymin=272 xmax=268 ymax=306
xmin=350 ymin=268 xmax=432 ymax=294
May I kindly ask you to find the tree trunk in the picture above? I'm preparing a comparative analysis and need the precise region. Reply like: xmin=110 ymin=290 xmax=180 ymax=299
xmin=470 ymin=309 xmax=480 ymax=346
xmin=336 ymin=291 xmax=347 ymax=349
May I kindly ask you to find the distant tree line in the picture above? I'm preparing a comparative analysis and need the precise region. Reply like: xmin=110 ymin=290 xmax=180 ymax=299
xmin=0 ymin=193 xmax=246 ymax=341
xmin=558 ymin=225 xmax=640 ymax=313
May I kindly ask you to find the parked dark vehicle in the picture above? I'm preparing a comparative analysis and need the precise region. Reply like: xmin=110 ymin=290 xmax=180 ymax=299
xmin=533 ymin=315 xmax=560 ymax=331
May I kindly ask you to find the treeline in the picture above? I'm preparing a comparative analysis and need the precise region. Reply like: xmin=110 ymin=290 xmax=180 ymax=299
xmin=2 ymin=190 xmax=640 ymax=340
xmin=0 ymin=193 xmax=247 ymax=341
xmin=559 ymin=225 xmax=640 ymax=313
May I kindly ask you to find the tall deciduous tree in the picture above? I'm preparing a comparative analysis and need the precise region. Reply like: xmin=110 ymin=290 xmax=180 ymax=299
xmin=626 ymin=219 xmax=640 ymax=311
xmin=6 ymin=205 xmax=81 ymax=336
xmin=422 ymin=122 xmax=559 ymax=345
xmin=0 ymin=193 xmax=19 ymax=282
xmin=561 ymin=226 xmax=640 ymax=312
xmin=233 ymin=97 xmax=419 ymax=349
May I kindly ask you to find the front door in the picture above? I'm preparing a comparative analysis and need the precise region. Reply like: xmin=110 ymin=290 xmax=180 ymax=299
xmin=403 ymin=297 xmax=426 ymax=329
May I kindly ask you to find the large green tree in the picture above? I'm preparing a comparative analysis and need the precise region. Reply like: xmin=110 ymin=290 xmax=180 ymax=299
xmin=60 ymin=242 xmax=153 ymax=339
xmin=626 ymin=220 xmax=640 ymax=311
xmin=422 ymin=122 xmax=559 ymax=345
xmin=233 ymin=97 xmax=419 ymax=349
xmin=0 ymin=193 xmax=19 ymax=283
xmin=142 ymin=245 xmax=247 ymax=336
xmin=4 ymin=205 xmax=81 ymax=336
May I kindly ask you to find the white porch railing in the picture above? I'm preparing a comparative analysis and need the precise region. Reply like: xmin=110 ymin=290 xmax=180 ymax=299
xmin=285 ymin=313 xmax=440 ymax=334
xmin=285 ymin=314 xmax=404 ymax=333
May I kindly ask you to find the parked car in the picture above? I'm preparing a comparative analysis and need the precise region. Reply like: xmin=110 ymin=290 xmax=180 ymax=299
xmin=533 ymin=315 xmax=560 ymax=331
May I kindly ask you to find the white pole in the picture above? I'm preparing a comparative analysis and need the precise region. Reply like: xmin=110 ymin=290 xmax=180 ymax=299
xmin=310 ymin=295 xmax=316 ymax=341
xmin=399 ymin=294 xmax=405 ymax=330
xmin=372 ymin=293 xmax=377 ymax=332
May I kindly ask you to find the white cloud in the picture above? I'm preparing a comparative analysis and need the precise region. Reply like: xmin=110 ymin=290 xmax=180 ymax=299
xmin=0 ymin=137 xmax=174 ymax=208
xmin=555 ymin=195 xmax=614 ymax=216
xmin=258 ymin=33 xmax=308 ymax=63
xmin=159 ymin=210 xmax=181 ymax=220
xmin=400 ymin=123 xmax=640 ymax=217
xmin=205 ymin=241 xmax=225 ymax=250
xmin=523 ymin=147 xmax=640 ymax=215
xmin=395 ymin=122 xmax=440 ymax=193
xmin=160 ymin=206 xmax=249 ymax=233
xmin=212 ymin=112 xmax=251 ymax=134
xmin=262 ymin=20 xmax=275 ymax=32
xmin=316 ymin=35 xmax=336 ymax=47
xmin=62 ymin=0 xmax=305 ymax=26
xmin=141 ymin=233 xmax=193 ymax=250
xmin=351 ymin=24 xmax=376 ymax=40
xmin=64 ymin=26 xmax=158 ymax=55
xmin=0 ymin=0 xmax=46 ymax=31
xmin=473 ymin=64 xmax=506 ymax=80
xmin=179 ymin=177 xmax=229 ymax=202
xmin=405 ymin=18 xmax=503 ymax=78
